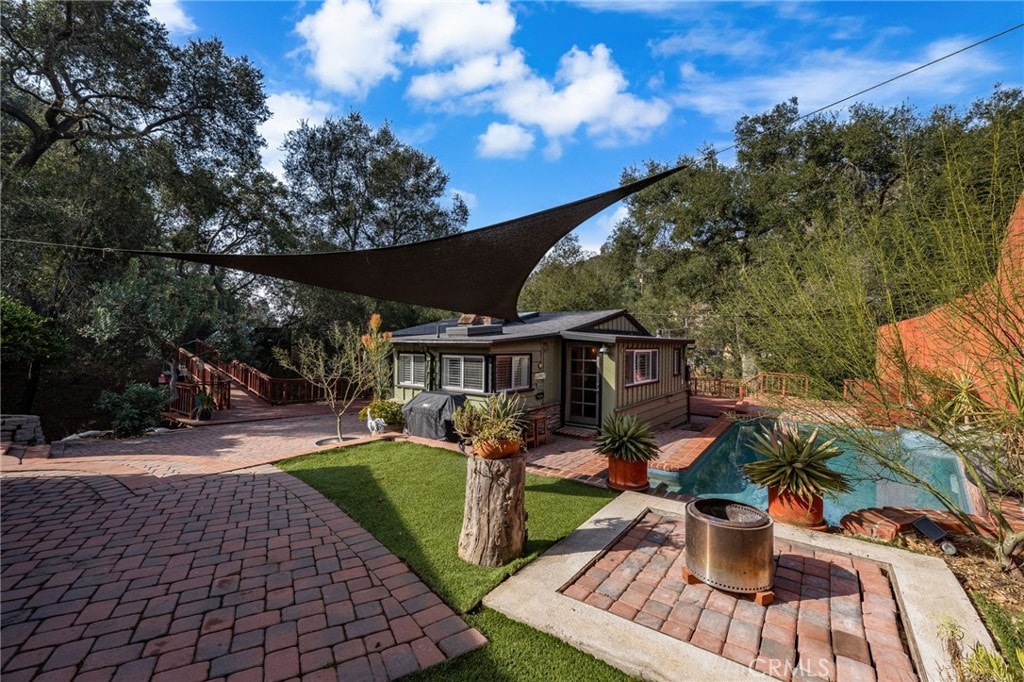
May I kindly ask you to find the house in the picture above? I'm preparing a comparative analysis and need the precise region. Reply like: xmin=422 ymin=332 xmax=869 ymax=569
xmin=390 ymin=310 xmax=694 ymax=432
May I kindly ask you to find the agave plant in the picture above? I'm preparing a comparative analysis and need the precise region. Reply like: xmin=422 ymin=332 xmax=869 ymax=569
xmin=743 ymin=422 xmax=851 ymax=501
xmin=594 ymin=413 xmax=661 ymax=463
xmin=453 ymin=392 xmax=526 ymax=450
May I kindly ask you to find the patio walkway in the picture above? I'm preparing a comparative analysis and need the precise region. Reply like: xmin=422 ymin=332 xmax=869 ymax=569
xmin=1 ymin=413 xmax=485 ymax=682
xmin=3 ymin=408 xmax=1014 ymax=680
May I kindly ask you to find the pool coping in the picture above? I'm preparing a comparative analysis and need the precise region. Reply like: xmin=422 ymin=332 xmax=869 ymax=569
xmin=483 ymin=491 xmax=993 ymax=682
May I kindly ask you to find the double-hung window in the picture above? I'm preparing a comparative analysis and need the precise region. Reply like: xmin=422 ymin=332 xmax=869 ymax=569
xmin=624 ymin=349 xmax=658 ymax=386
xmin=494 ymin=354 xmax=531 ymax=392
xmin=442 ymin=355 xmax=486 ymax=392
xmin=397 ymin=353 xmax=426 ymax=388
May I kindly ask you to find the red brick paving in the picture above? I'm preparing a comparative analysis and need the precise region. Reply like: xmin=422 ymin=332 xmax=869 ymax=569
xmin=4 ymin=404 xmax=994 ymax=681
xmin=562 ymin=510 xmax=917 ymax=682
xmin=1 ymin=431 xmax=485 ymax=681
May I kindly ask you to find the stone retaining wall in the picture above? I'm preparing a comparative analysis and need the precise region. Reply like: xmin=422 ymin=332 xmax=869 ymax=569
xmin=1 ymin=414 xmax=45 ymax=445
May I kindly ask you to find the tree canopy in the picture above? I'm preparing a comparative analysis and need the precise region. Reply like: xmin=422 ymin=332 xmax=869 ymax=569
xmin=1 ymin=0 xmax=267 ymax=175
xmin=282 ymin=112 xmax=468 ymax=251
xmin=0 ymin=2 xmax=468 ymax=427
xmin=522 ymin=86 xmax=1024 ymax=379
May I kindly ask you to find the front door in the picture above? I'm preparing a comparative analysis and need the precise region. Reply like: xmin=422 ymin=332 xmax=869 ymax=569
xmin=566 ymin=344 xmax=600 ymax=427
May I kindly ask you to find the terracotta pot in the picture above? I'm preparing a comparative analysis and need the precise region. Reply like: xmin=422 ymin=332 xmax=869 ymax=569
xmin=767 ymin=486 xmax=827 ymax=529
xmin=473 ymin=439 xmax=521 ymax=459
xmin=607 ymin=458 xmax=650 ymax=492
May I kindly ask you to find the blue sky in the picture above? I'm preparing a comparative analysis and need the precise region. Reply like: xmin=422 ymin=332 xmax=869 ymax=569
xmin=150 ymin=1 xmax=1024 ymax=252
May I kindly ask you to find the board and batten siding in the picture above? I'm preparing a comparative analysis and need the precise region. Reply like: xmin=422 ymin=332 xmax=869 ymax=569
xmin=615 ymin=339 xmax=689 ymax=428
xmin=593 ymin=316 xmax=644 ymax=334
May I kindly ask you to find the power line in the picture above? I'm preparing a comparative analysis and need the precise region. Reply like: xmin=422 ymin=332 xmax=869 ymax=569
xmin=3 ymin=23 xmax=1022 ymax=257
xmin=706 ymin=22 xmax=1024 ymax=160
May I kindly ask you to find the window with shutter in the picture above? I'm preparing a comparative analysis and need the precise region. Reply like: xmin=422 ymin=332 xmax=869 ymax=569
xmin=443 ymin=356 xmax=462 ymax=389
xmin=463 ymin=356 xmax=485 ymax=391
xmin=512 ymin=356 xmax=530 ymax=389
xmin=494 ymin=354 xmax=531 ymax=391
xmin=625 ymin=349 xmax=658 ymax=386
xmin=441 ymin=355 xmax=486 ymax=392
xmin=398 ymin=354 xmax=426 ymax=387
xmin=494 ymin=356 xmax=512 ymax=391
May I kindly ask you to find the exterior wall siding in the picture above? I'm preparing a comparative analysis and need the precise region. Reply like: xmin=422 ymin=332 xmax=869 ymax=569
xmin=615 ymin=339 xmax=689 ymax=427
xmin=593 ymin=316 xmax=643 ymax=334
xmin=620 ymin=393 xmax=689 ymax=428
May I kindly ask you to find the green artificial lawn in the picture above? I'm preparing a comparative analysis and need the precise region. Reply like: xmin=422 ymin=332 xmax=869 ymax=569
xmin=407 ymin=608 xmax=632 ymax=681
xmin=277 ymin=440 xmax=617 ymax=613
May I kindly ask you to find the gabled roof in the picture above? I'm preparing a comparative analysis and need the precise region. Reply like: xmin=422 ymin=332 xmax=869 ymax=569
xmin=391 ymin=310 xmax=692 ymax=346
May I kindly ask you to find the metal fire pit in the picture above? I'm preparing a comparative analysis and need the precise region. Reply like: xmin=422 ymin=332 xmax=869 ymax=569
xmin=685 ymin=498 xmax=774 ymax=593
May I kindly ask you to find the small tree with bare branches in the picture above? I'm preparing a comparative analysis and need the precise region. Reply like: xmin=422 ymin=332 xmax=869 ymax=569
xmin=273 ymin=318 xmax=378 ymax=443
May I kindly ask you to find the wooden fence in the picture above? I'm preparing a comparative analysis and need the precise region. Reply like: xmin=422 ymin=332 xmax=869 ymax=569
xmin=689 ymin=371 xmax=811 ymax=399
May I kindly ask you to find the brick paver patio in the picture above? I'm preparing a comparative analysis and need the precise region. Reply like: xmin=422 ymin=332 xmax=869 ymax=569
xmin=3 ymin=405 xmax=1009 ymax=681
xmin=562 ymin=509 xmax=917 ymax=682
xmin=1 ymin=416 xmax=486 ymax=681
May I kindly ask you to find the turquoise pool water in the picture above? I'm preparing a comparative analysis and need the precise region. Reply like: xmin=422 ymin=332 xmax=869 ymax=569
xmin=651 ymin=420 xmax=970 ymax=526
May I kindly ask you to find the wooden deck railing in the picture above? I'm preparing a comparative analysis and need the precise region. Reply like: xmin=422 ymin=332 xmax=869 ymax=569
xmin=689 ymin=371 xmax=812 ymax=399
xmin=168 ymin=344 xmax=328 ymax=415
xmin=223 ymin=359 xmax=328 ymax=405
xmin=167 ymin=348 xmax=233 ymax=417
xmin=743 ymin=372 xmax=810 ymax=398
xmin=689 ymin=376 xmax=742 ymax=398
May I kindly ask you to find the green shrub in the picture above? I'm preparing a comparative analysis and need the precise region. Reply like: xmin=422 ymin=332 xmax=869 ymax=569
xmin=96 ymin=383 xmax=168 ymax=436
xmin=594 ymin=413 xmax=660 ymax=462
xmin=358 ymin=399 xmax=404 ymax=425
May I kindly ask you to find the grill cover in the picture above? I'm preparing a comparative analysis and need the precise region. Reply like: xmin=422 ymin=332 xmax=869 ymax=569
xmin=402 ymin=391 xmax=467 ymax=441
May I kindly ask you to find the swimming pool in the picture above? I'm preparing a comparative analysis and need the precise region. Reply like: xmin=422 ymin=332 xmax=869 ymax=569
xmin=651 ymin=420 xmax=970 ymax=526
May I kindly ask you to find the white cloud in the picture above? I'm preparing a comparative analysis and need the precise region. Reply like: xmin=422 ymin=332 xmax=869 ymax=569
xmin=585 ymin=204 xmax=629 ymax=252
xmin=415 ymin=43 xmax=669 ymax=158
xmin=293 ymin=0 xmax=517 ymax=99
xmin=383 ymin=0 xmax=516 ymax=65
xmin=148 ymin=0 xmax=196 ymax=35
xmin=651 ymin=25 xmax=768 ymax=61
xmin=451 ymin=187 xmax=478 ymax=210
xmin=294 ymin=0 xmax=401 ymax=98
xmin=495 ymin=45 xmax=670 ymax=149
xmin=259 ymin=92 xmax=334 ymax=179
xmin=408 ymin=51 xmax=528 ymax=101
xmin=293 ymin=1 xmax=670 ymax=156
xmin=675 ymin=38 xmax=1004 ymax=128
xmin=477 ymin=122 xmax=535 ymax=158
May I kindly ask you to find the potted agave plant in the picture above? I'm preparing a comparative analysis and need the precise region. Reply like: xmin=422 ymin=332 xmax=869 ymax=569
xmin=743 ymin=421 xmax=851 ymax=529
xmin=194 ymin=390 xmax=216 ymax=421
xmin=452 ymin=393 xmax=526 ymax=459
xmin=595 ymin=413 xmax=661 ymax=491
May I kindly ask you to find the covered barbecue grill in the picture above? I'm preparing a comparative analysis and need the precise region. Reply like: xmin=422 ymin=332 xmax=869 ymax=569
xmin=401 ymin=391 xmax=467 ymax=441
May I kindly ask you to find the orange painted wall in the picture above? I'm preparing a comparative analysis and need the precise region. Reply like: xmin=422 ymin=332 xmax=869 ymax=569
xmin=876 ymin=195 xmax=1024 ymax=406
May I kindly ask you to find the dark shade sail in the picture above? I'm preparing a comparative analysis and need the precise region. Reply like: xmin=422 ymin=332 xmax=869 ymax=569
xmin=130 ymin=164 xmax=685 ymax=320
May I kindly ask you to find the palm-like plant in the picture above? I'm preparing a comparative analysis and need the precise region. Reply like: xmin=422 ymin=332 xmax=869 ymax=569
xmin=453 ymin=393 xmax=526 ymax=451
xmin=743 ymin=422 xmax=851 ymax=501
xmin=595 ymin=413 xmax=661 ymax=462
